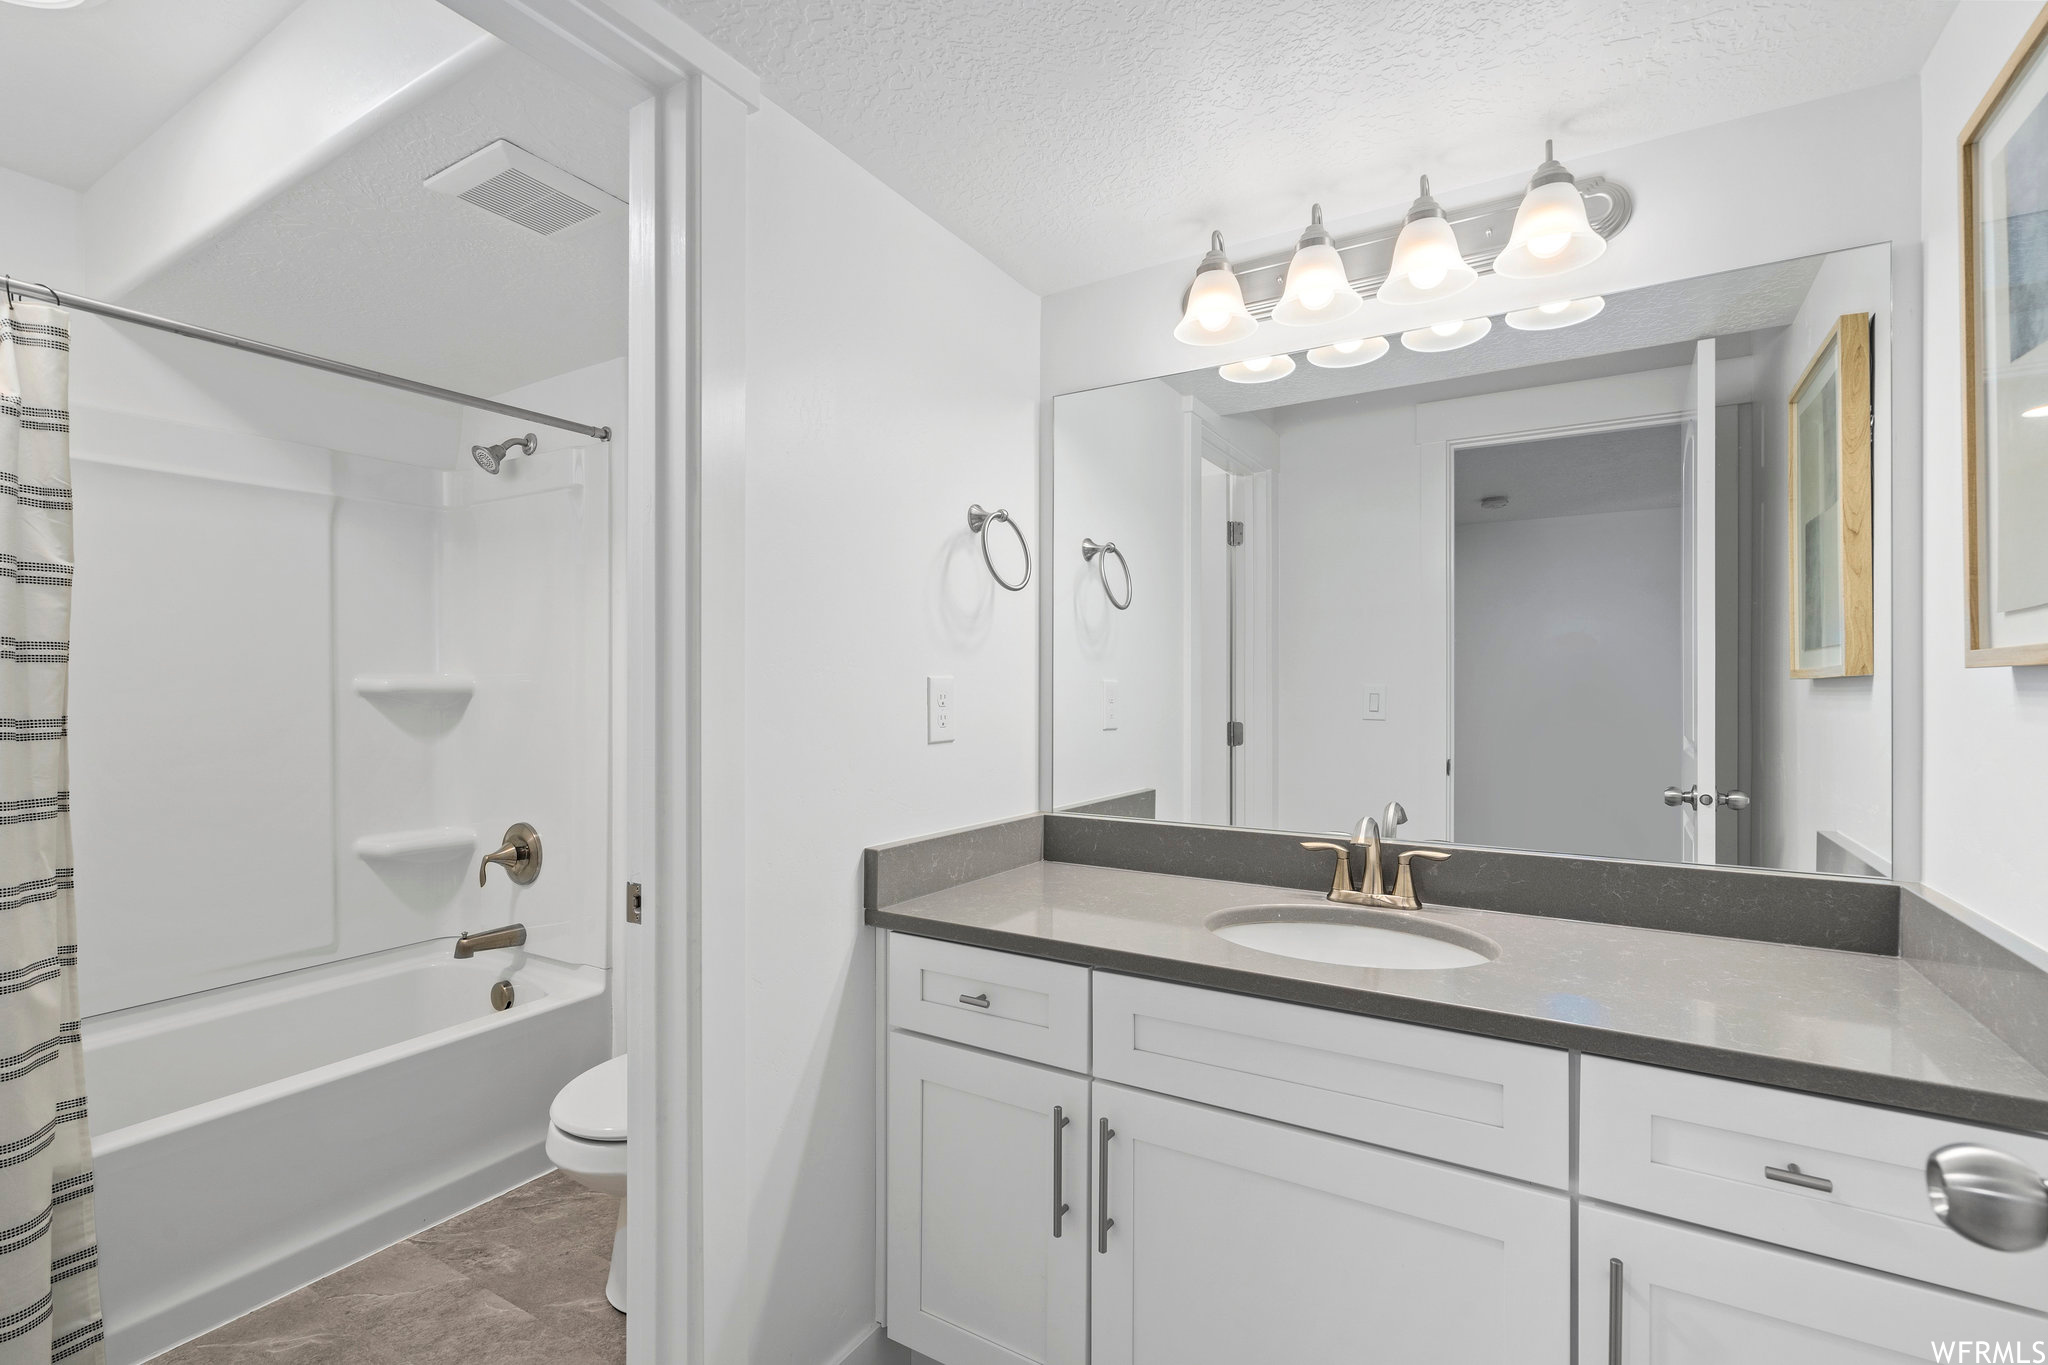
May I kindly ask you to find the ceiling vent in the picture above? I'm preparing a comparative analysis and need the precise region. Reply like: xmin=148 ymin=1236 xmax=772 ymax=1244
xmin=424 ymin=140 xmax=625 ymax=240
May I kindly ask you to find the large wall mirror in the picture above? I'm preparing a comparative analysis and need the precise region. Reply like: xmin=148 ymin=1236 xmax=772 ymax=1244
xmin=1049 ymin=244 xmax=1894 ymax=877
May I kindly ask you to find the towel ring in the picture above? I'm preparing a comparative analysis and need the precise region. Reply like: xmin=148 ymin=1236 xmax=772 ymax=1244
xmin=1082 ymin=539 xmax=1132 ymax=610
xmin=967 ymin=504 xmax=1031 ymax=591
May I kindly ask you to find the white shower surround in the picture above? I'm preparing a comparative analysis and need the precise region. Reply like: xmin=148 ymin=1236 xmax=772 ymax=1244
xmin=84 ymin=942 xmax=607 ymax=1365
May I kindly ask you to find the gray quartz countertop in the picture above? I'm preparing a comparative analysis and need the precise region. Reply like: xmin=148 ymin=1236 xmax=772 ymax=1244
xmin=868 ymin=859 xmax=2048 ymax=1133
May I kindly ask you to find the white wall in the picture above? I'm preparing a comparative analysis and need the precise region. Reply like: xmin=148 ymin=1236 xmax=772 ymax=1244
xmin=1752 ymin=246 xmax=1894 ymax=872
xmin=1919 ymin=2 xmax=2048 ymax=945
xmin=1456 ymin=507 xmax=1682 ymax=861
xmin=741 ymin=102 xmax=1040 ymax=1365
xmin=1050 ymin=380 xmax=1185 ymax=815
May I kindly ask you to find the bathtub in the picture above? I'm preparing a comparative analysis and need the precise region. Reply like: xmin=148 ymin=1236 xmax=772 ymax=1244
xmin=83 ymin=941 xmax=609 ymax=1365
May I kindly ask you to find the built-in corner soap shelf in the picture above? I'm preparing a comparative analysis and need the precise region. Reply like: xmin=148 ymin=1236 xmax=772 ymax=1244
xmin=351 ymin=827 xmax=477 ymax=865
xmin=352 ymin=674 xmax=475 ymax=701
xmin=352 ymin=673 xmax=475 ymax=732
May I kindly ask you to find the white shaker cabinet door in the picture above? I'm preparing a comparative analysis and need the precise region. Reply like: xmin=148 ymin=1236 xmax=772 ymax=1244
xmin=887 ymin=1031 xmax=1089 ymax=1365
xmin=1581 ymin=1204 xmax=2048 ymax=1364
xmin=1089 ymin=1080 xmax=1569 ymax=1365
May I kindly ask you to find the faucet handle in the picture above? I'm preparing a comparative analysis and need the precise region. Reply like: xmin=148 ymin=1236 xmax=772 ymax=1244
xmin=1392 ymin=848 xmax=1451 ymax=909
xmin=1300 ymin=841 xmax=1354 ymax=901
xmin=479 ymin=822 xmax=542 ymax=887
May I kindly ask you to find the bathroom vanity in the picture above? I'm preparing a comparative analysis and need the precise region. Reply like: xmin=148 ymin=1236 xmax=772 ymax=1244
xmin=869 ymin=818 xmax=2048 ymax=1364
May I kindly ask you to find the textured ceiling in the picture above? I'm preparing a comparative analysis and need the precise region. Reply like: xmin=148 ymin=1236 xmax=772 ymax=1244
xmin=1456 ymin=425 xmax=1683 ymax=524
xmin=0 ymin=0 xmax=304 ymax=188
xmin=1160 ymin=252 xmax=1822 ymax=415
xmin=665 ymin=0 xmax=1954 ymax=292
xmin=128 ymin=45 xmax=628 ymax=401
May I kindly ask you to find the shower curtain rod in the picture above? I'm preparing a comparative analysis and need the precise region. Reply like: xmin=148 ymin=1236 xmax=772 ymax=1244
xmin=1 ymin=276 xmax=612 ymax=442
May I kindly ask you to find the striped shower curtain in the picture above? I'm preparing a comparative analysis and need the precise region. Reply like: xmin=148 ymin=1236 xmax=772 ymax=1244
xmin=0 ymin=299 xmax=101 ymax=1365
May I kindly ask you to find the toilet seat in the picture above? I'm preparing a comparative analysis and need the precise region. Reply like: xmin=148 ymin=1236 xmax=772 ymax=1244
xmin=551 ymin=1054 xmax=627 ymax=1142
xmin=547 ymin=1123 xmax=627 ymax=1194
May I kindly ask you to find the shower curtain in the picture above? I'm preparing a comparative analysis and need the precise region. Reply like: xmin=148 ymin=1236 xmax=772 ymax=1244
xmin=0 ymin=299 xmax=101 ymax=1365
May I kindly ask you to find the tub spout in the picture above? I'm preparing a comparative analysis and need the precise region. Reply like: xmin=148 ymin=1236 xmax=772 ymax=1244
xmin=454 ymin=923 xmax=527 ymax=959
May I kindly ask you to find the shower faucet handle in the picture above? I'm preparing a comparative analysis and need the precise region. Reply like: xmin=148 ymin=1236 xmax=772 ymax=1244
xmin=480 ymin=822 xmax=542 ymax=886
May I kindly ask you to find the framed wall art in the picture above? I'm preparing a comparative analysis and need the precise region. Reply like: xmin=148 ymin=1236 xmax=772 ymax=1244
xmin=1789 ymin=312 xmax=1874 ymax=679
xmin=1963 ymin=5 xmax=2048 ymax=666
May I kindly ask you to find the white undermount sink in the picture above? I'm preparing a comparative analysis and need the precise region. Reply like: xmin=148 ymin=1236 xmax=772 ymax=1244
xmin=1207 ymin=905 xmax=1497 ymax=970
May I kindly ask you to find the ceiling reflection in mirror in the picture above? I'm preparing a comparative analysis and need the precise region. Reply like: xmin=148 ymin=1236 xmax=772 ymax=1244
xmin=1050 ymin=246 xmax=1892 ymax=878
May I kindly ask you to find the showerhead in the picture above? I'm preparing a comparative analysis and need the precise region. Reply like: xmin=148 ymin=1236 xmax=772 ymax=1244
xmin=472 ymin=432 xmax=538 ymax=474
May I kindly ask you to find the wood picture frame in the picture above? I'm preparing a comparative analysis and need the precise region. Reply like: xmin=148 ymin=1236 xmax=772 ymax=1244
xmin=1787 ymin=313 xmax=1874 ymax=679
xmin=1963 ymin=4 xmax=2048 ymax=667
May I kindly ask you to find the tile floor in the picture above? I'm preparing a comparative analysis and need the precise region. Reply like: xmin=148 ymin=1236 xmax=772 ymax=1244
xmin=152 ymin=1172 xmax=625 ymax=1364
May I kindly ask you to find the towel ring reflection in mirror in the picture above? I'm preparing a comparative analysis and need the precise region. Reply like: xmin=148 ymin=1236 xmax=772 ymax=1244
xmin=968 ymin=504 xmax=1031 ymax=591
xmin=1082 ymin=539 xmax=1132 ymax=610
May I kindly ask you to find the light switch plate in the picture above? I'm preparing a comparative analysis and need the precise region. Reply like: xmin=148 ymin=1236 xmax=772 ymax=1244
xmin=1363 ymin=682 xmax=1388 ymax=722
xmin=927 ymin=675 xmax=955 ymax=743
xmin=1103 ymin=679 xmax=1119 ymax=731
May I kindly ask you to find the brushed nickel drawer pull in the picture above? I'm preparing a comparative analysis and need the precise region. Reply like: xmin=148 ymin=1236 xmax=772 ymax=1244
xmin=1052 ymin=1106 xmax=1070 ymax=1237
xmin=1097 ymin=1118 xmax=1116 ymax=1254
xmin=1765 ymin=1162 xmax=1833 ymax=1193
xmin=1608 ymin=1258 xmax=1623 ymax=1364
xmin=958 ymin=992 xmax=991 ymax=1009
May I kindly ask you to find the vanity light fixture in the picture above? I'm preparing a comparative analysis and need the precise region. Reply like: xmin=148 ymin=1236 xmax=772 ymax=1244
xmin=1174 ymin=232 xmax=1258 ymax=345
xmin=1378 ymin=177 xmax=1477 ymax=306
xmin=1272 ymin=205 xmax=1362 ymax=326
xmin=1504 ymin=296 xmax=1606 ymax=331
xmin=1218 ymin=354 xmax=1296 ymax=384
xmin=1306 ymin=336 xmax=1390 ymax=369
xmin=1400 ymin=317 xmax=1490 ymax=353
xmin=2024 ymin=404 xmax=2048 ymax=418
xmin=1495 ymin=141 xmax=1607 ymax=279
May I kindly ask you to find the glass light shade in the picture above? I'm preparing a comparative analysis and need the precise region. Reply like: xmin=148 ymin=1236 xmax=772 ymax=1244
xmin=1273 ymin=242 xmax=1361 ymax=326
xmin=1218 ymin=354 xmax=1296 ymax=384
xmin=1504 ymin=295 xmax=1605 ymax=331
xmin=1495 ymin=180 xmax=1606 ymax=278
xmin=1379 ymin=213 xmax=1476 ymax=305
xmin=1306 ymin=335 xmax=1390 ymax=369
xmin=1174 ymin=233 xmax=1258 ymax=346
xmin=1400 ymin=317 xmax=1491 ymax=353
xmin=2025 ymin=404 xmax=2048 ymax=418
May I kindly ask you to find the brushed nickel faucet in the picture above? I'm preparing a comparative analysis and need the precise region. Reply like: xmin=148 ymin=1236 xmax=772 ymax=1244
xmin=1301 ymin=814 xmax=1450 ymax=911
xmin=454 ymin=923 xmax=526 ymax=958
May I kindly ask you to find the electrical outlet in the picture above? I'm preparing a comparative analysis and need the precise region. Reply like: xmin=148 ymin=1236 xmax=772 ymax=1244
xmin=1103 ymin=679 xmax=1119 ymax=730
xmin=927 ymin=676 xmax=955 ymax=743
xmin=1363 ymin=683 xmax=1389 ymax=722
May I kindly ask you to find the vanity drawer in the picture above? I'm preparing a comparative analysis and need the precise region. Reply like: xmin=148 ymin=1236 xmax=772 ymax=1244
xmin=887 ymin=933 xmax=1090 ymax=1072
xmin=1091 ymin=973 xmax=1569 ymax=1186
xmin=1580 ymin=1056 xmax=2048 ymax=1311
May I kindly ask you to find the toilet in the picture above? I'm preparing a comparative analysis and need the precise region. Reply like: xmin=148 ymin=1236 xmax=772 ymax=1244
xmin=546 ymin=1054 xmax=629 ymax=1312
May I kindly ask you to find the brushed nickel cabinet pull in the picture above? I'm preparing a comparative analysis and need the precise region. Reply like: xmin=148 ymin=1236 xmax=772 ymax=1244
xmin=1765 ymin=1162 xmax=1833 ymax=1193
xmin=1608 ymin=1257 xmax=1623 ymax=1364
xmin=958 ymin=992 xmax=991 ymax=1009
xmin=1052 ymin=1107 xmax=1070 ymax=1237
xmin=1097 ymin=1118 xmax=1116 ymax=1254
